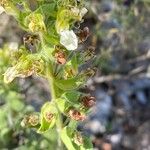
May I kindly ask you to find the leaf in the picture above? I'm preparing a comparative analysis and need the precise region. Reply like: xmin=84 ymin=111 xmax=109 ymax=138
xmin=60 ymin=127 xmax=76 ymax=150
xmin=38 ymin=115 xmax=56 ymax=133
xmin=71 ymin=54 xmax=78 ymax=72
xmin=54 ymin=77 xmax=83 ymax=91
xmin=38 ymin=102 xmax=57 ymax=133
xmin=80 ymin=137 xmax=93 ymax=150
xmin=36 ymin=3 xmax=57 ymax=18
xmin=55 ymin=91 xmax=81 ymax=114
xmin=61 ymin=91 xmax=81 ymax=108
xmin=55 ymin=98 xmax=70 ymax=113
xmin=62 ymin=91 xmax=81 ymax=102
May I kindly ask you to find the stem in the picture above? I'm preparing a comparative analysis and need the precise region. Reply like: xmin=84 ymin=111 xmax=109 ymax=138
xmin=47 ymin=68 xmax=63 ymax=150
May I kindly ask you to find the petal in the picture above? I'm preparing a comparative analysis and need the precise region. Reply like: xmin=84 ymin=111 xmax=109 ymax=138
xmin=4 ymin=67 xmax=18 ymax=83
xmin=60 ymin=30 xmax=78 ymax=50
xmin=80 ymin=7 xmax=88 ymax=17
xmin=0 ymin=6 xmax=5 ymax=14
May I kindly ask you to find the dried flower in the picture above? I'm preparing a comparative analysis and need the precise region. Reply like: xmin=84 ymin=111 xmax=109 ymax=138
xmin=54 ymin=51 xmax=67 ymax=65
xmin=81 ymin=96 xmax=96 ymax=108
xmin=0 ymin=0 xmax=7 ymax=7
xmin=21 ymin=114 xmax=39 ymax=127
xmin=44 ymin=112 xmax=54 ymax=123
xmin=77 ymin=27 xmax=90 ymax=43
xmin=4 ymin=55 xmax=44 ymax=83
xmin=83 ymin=67 xmax=97 ymax=77
xmin=83 ymin=46 xmax=95 ymax=62
xmin=68 ymin=109 xmax=86 ymax=121
xmin=73 ymin=132 xmax=83 ymax=146
xmin=71 ymin=7 xmax=88 ymax=21
xmin=26 ymin=13 xmax=46 ymax=33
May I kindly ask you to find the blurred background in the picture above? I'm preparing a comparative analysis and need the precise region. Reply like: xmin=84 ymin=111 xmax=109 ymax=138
xmin=0 ymin=0 xmax=150 ymax=149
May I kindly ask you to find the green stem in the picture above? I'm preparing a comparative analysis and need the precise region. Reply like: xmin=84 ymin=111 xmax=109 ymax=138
xmin=47 ymin=68 xmax=63 ymax=150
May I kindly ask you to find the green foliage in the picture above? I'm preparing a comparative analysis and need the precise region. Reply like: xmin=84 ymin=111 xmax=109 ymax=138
xmin=0 ymin=0 xmax=94 ymax=149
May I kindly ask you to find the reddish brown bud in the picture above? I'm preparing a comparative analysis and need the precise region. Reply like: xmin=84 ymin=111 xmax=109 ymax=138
xmin=82 ymin=96 xmax=96 ymax=108
xmin=68 ymin=109 xmax=86 ymax=121
xmin=54 ymin=51 xmax=66 ymax=65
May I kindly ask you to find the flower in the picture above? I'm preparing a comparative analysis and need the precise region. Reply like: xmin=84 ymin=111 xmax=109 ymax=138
xmin=0 ymin=6 xmax=5 ymax=14
xmin=81 ymin=96 xmax=96 ymax=108
xmin=4 ymin=54 xmax=44 ymax=83
xmin=54 ymin=51 xmax=67 ymax=64
xmin=73 ymin=132 xmax=83 ymax=146
xmin=68 ymin=109 xmax=86 ymax=121
xmin=44 ymin=112 xmax=54 ymax=123
xmin=60 ymin=30 xmax=78 ymax=50
xmin=21 ymin=114 xmax=39 ymax=127
xmin=4 ymin=66 xmax=19 ymax=83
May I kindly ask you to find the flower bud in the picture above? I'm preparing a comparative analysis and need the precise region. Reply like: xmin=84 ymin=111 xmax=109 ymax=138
xmin=68 ymin=109 xmax=86 ymax=121
xmin=81 ymin=96 xmax=96 ymax=108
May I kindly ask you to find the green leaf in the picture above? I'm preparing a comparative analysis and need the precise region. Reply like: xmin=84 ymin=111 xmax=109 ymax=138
xmin=61 ymin=91 xmax=81 ymax=108
xmin=54 ymin=77 xmax=83 ymax=91
xmin=55 ymin=91 xmax=81 ymax=114
xmin=38 ymin=115 xmax=56 ymax=133
xmin=38 ymin=102 xmax=57 ymax=133
xmin=80 ymin=137 xmax=93 ymax=150
xmin=62 ymin=91 xmax=81 ymax=103
xmin=60 ymin=127 xmax=76 ymax=150
xmin=55 ymin=98 xmax=70 ymax=113
xmin=36 ymin=3 xmax=57 ymax=18
xmin=71 ymin=54 xmax=78 ymax=73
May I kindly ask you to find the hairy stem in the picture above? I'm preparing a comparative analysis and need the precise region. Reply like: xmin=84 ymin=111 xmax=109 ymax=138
xmin=47 ymin=68 xmax=63 ymax=150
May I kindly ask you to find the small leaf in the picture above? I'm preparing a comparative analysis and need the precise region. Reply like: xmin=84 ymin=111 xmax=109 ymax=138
xmin=38 ymin=102 xmax=57 ymax=133
xmin=36 ymin=3 xmax=57 ymax=18
xmin=38 ymin=115 xmax=56 ymax=133
xmin=54 ymin=77 xmax=83 ymax=91
xmin=60 ymin=127 xmax=76 ymax=150
xmin=55 ymin=98 xmax=70 ymax=113
xmin=62 ymin=91 xmax=81 ymax=103
xmin=71 ymin=54 xmax=78 ymax=73
xmin=61 ymin=91 xmax=81 ymax=108
xmin=80 ymin=136 xmax=93 ymax=150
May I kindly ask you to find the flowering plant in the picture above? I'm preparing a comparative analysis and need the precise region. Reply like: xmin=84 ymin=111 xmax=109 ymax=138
xmin=1 ymin=0 xmax=96 ymax=149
